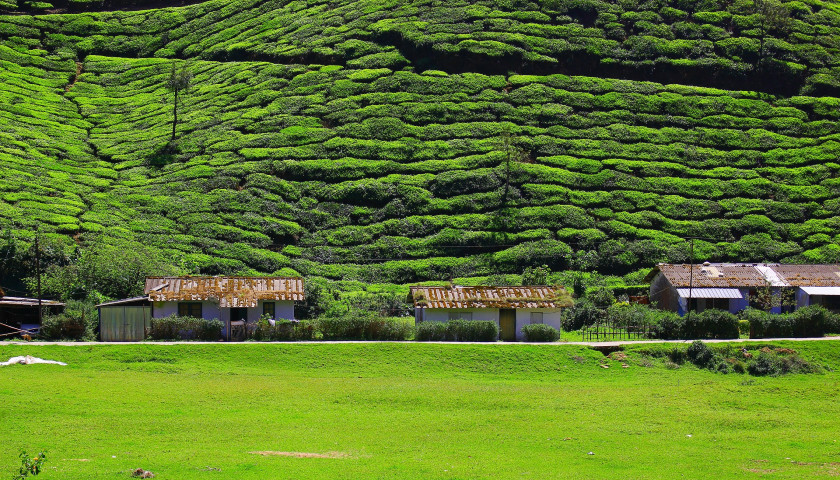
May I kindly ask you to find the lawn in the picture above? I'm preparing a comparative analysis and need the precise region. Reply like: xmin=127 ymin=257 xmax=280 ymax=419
xmin=1 ymin=342 xmax=839 ymax=479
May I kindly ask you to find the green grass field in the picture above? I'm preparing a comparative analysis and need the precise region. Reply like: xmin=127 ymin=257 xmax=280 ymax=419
xmin=1 ymin=342 xmax=839 ymax=479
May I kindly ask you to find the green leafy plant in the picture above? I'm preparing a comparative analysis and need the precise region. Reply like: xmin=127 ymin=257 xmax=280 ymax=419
xmin=14 ymin=451 xmax=46 ymax=480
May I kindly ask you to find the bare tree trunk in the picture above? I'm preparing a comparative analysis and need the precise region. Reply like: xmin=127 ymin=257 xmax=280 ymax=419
xmin=171 ymin=88 xmax=178 ymax=142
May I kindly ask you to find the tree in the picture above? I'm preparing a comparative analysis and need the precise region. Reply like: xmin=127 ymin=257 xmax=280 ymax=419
xmin=753 ymin=0 xmax=791 ymax=72
xmin=496 ymin=127 xmax=528 ymax=209
xmin=522 ymin=264 xmax=551 ymax=285
xmin=166 ymin=62 xmax=192 ymax=143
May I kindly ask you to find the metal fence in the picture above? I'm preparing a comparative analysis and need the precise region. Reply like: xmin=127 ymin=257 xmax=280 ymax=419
xmin=581 ymin=319 xmax=651 ymax=341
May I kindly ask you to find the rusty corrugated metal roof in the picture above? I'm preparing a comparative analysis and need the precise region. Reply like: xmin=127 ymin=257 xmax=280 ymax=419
xmin=145 ymin=277 xmax=304 ymax=308
xmin=654 ymin=264 xmax=768 ymax=287
xmin=409 ymin=285 xmax=572 ymax=309
xmin=771 ymin=264 xmax=840 ymax=287
xmin=648 ymin=263 xmax=840 ymax=288
xmin=0 ymin=296 xmax=64 ymax=307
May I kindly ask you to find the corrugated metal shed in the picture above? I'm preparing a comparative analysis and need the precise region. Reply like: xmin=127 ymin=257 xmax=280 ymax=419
xmin=409 ymin=286 xmax=572 ymax=309
xmin=676 ymin=288 xmax=744 ymax=299
xmin=145 ymin=277 xmax=304 ymax=308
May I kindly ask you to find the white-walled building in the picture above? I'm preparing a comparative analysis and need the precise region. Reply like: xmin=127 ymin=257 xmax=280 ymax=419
xmin=409 ymin=285 xmax=573 ymax=341
xmin=145 ymin=276 xmax=303 ymax=339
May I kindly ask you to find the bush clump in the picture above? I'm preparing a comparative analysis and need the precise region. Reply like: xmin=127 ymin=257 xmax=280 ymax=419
xmin=521 ymin=323 xmax=560 ymax=342
xmin=746 ymin=305 xmax=830 ymax=338
xmin=414 ymin=320 xmax=498 ymax=342
xmin=249 ymin=318 xmax=317 ymax=341
xmin=650 ymin=309 xmax=739 ymax=340
xmin=316 ymin=314 xmax=413 ymax=340
xmin=147 ymin=315 xmax=223 ymax=341
xmin=646 ymin=341 xmax=821 ymax=376
xmin=39 ymin=314 xmax=87 ymax=340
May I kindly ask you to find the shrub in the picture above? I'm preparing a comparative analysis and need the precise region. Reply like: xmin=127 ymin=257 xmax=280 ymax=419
xmin=316 ymin=314 xmax=413 ymax=340
xmin=147 ymin=315 xmax=223 ymax=341
xmin=249 ymin=318 xmax=318 ymax=341
xmin=649 ymin=309 xmax=737 ymax=339
xmin=447 ymin=320 xmax=499 ymax=342
xmin=521 ymin=323 xmax=560 ymax=342
xmin=686 ymin=340 xmax=713 ymax=367
xmin=749 ymin=305 xmax=829 ymax=338
xmin=415 ymin=321 xmax=447 ymax=341
xmin=738 ymin=319 xmax=750 ymax=337
xmin=747 ymin=351 xmax=784 ymax=376
xmin=39 ymin=314 xmax=86 ymax=340
xmin=414 ymin=320 xmax=498 ymax=342
xmin=560 ymin=299 xmax=603 ymax=331
xmin=789 ymin=305 xmax=827 ymax=337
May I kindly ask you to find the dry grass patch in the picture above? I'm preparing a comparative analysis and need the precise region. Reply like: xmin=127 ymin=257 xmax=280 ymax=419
xmin=249 ymin=451 xmax=350 ymax=459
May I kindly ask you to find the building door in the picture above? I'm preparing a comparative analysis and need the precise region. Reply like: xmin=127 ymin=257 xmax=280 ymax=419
xmin=499 ymin=309 xmax=516 ymax=341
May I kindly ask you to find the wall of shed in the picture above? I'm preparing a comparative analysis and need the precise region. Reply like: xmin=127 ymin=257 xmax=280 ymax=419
xmin=650 ymin=273 xmax=679 ymax=313
xmin=421 ymin=308 xmax=500 ymax=324
xmin=796 ymin=289 xmax=810 ymax=308
xmin=257 ymin=300 xmax=294 ymax=321
xmin=99 ymin=306 xmax=151 ymax=341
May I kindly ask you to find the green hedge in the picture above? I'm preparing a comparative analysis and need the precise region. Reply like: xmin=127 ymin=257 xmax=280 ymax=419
xmin=652 ymin=309 xmax=739 ymax=340
xmin=147 ymin=315 xmax=223 ymax=341
xmin=415 ymin=320 xmax=499 ymax=342
xmin=746 ymin=305 xmax=833 ymax=338
xmin=248 ymin=319 xmax=317 ymax=341
xmin=521 ymin=323 xmax=560 ymax=342
xmin=316 ymin=314 xmax=413 ymax=340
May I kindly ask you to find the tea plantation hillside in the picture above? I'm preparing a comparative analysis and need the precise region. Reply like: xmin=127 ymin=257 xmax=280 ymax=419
xmin=1 ymin=0 xmax=840 ymax=285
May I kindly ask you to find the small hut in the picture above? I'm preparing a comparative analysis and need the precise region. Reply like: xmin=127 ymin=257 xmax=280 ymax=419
xmin=97 ymin=297 xmax=152 ymax=341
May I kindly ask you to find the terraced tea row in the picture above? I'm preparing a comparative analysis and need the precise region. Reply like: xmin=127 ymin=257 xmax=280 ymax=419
xmin=2 ymin=41 xmax=838 ymax=281
xmin=2 ymin=0 xmax=840 ymax=94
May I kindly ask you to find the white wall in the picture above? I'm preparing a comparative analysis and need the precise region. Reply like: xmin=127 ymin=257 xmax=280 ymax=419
xmin=422 ymin=308 xmax=499 ymax=324
xmin=153 ymin=301 xmax=222 ymax=322
xmin=515 ymin=309 xmax=562 ymax=341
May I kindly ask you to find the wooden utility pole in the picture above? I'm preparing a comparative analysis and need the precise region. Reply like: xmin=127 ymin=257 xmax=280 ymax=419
xmin=686 ymin=237 xmax=694 ymax=323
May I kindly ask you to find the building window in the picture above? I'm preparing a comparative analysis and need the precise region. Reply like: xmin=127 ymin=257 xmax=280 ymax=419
xmin=178 ymin=302 xmax=202 ymax=318
xmin=530 ymin=312 xmax=544 ymax=324
xmin=263 ymin=302 xmax=275 ymax=319
xmin=708 ymin=298 xmax=729 ymax=311
xmin=448 ymin=311 xmax=472 ymax=321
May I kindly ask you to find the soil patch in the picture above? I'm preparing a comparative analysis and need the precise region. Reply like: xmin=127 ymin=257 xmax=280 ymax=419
xmin=249 ymin=451 xmax=349 ymax=459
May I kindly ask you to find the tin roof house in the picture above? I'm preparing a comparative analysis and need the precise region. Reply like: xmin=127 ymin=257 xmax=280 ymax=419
xmin=646 ymin=263 xmax=840 ymax=315
xmin=409 ymin=285 xmax=573 ymax=341
xmin=99 ymin=276 xmax=304 ymax=341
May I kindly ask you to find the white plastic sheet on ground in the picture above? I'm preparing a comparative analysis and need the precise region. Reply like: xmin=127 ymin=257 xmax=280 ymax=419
xmin=0 ymin=355 xmax=66 ymax=366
